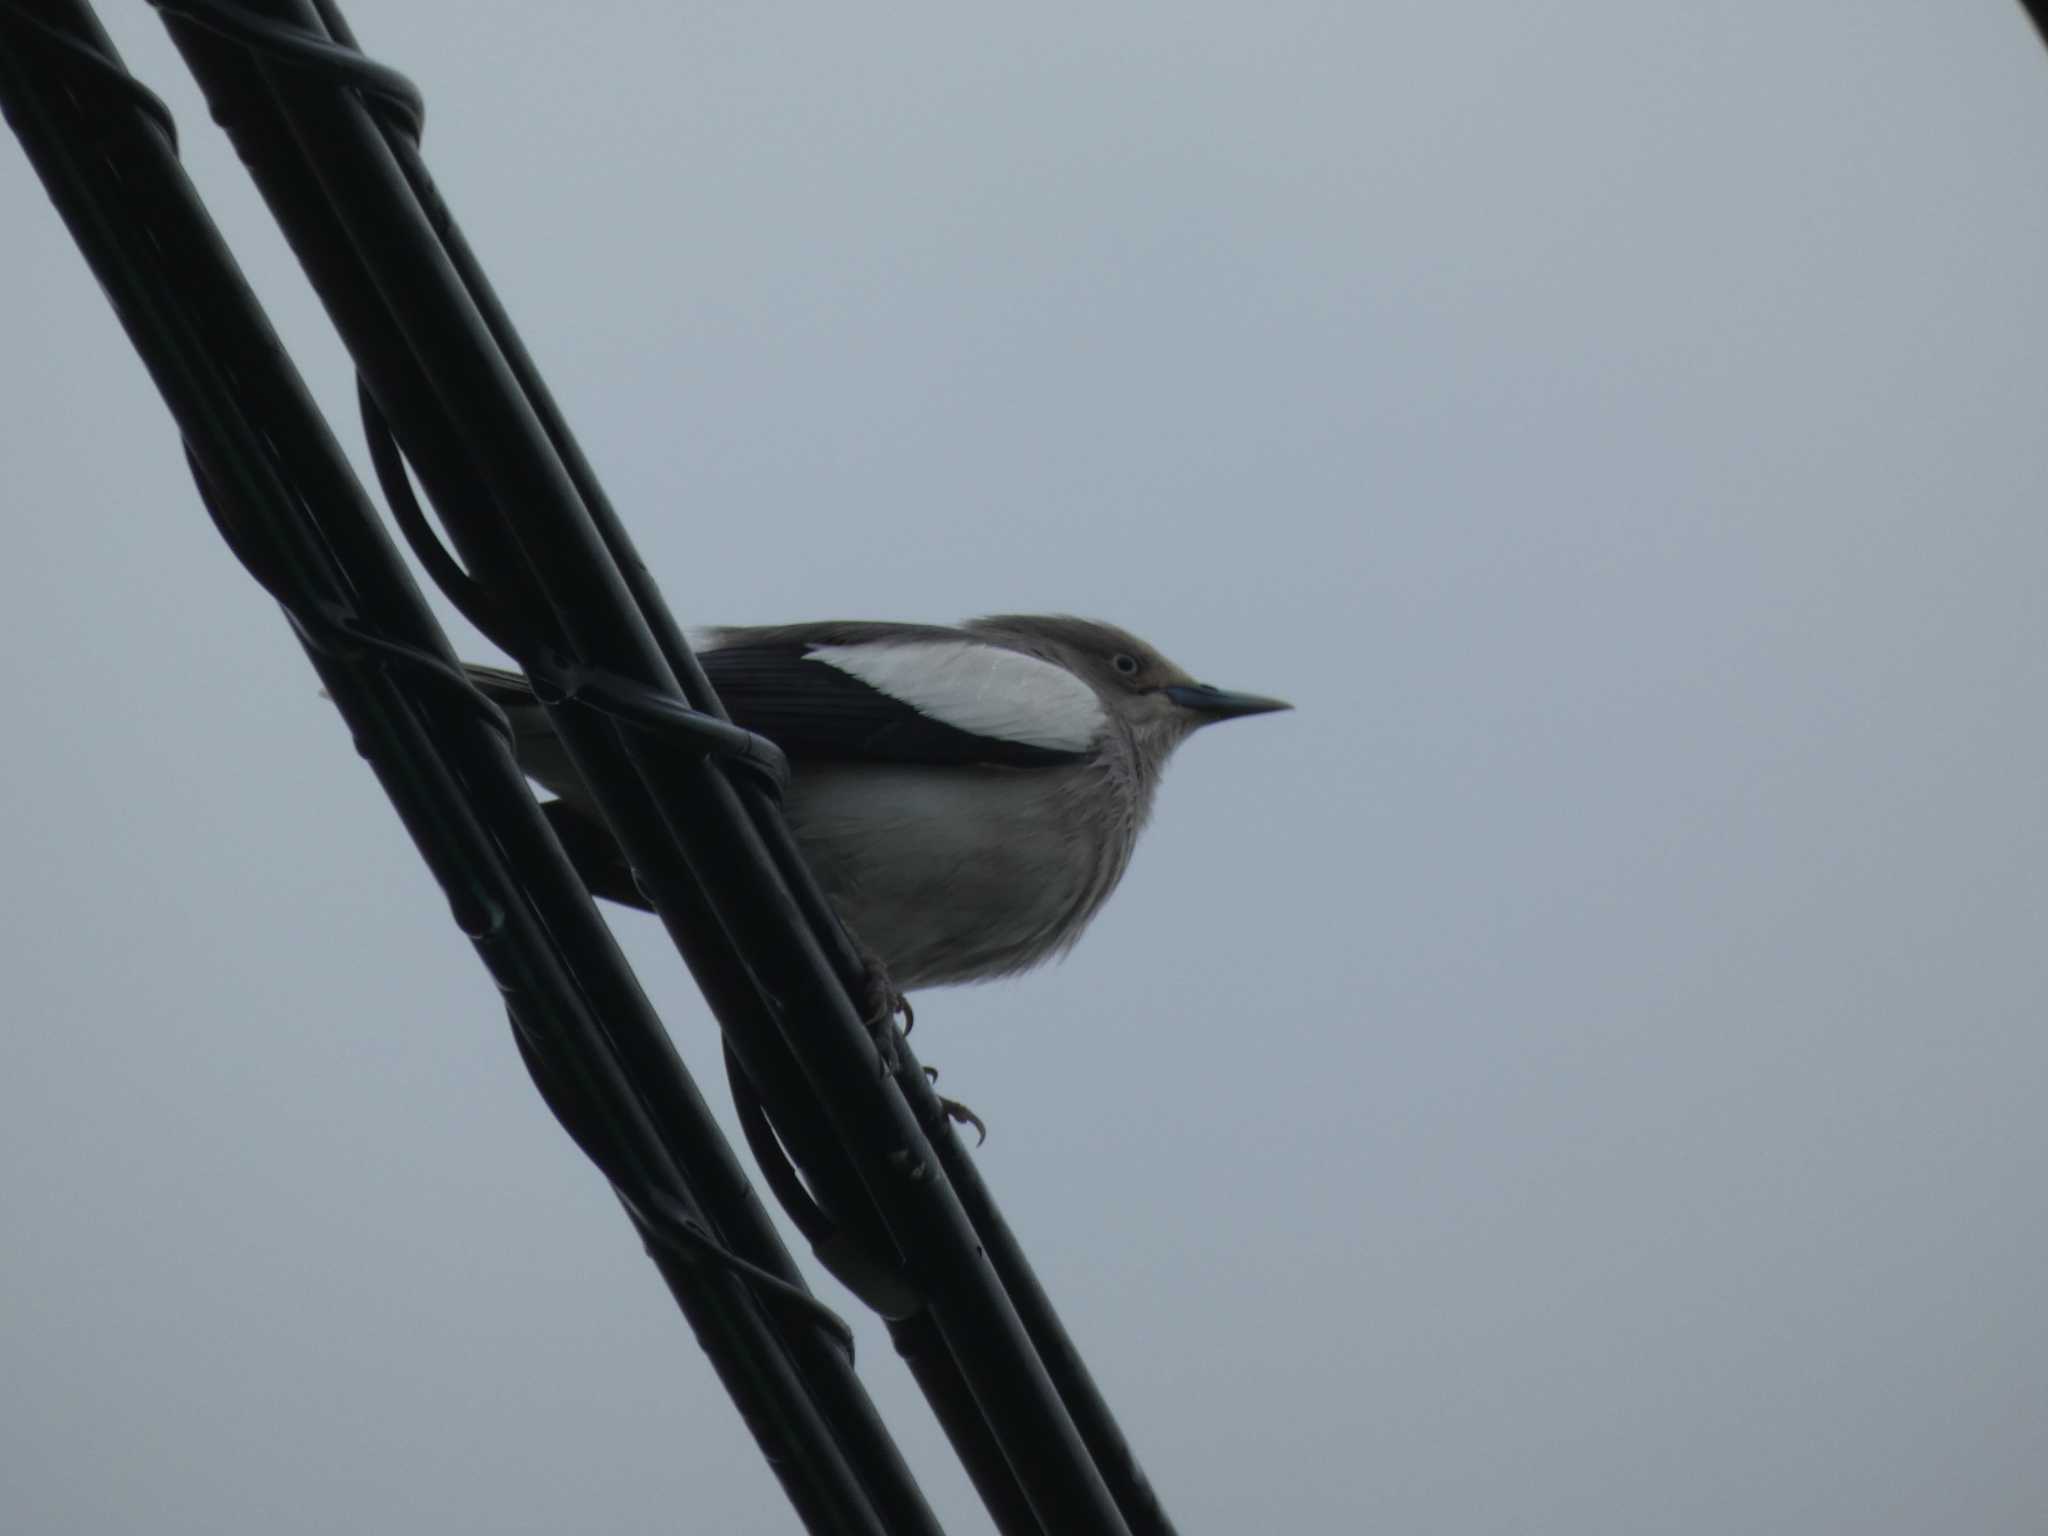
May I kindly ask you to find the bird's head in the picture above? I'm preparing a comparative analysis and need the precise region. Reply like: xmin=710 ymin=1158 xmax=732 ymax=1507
xmin=968 ymin=614 xmax=1291 ymax=756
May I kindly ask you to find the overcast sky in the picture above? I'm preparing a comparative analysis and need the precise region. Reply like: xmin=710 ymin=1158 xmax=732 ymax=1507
xmin=5 ymin=3 xmax=2047 ymax=1532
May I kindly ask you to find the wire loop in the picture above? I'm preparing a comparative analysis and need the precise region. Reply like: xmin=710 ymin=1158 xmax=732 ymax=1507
xmin=629 ymin=1190 xmax=859 ymax=1364
xmin=147 ymin=0 xmax=423 ymax=140
xmin=2 ymin=3 xmax=180 ymax=147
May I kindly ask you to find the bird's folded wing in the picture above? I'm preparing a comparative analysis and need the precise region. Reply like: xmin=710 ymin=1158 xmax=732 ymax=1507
xmin=461 ymin=641 xmax=1095 ymax=769
xmin=699 ymin=638 xmax=1095 ymax=766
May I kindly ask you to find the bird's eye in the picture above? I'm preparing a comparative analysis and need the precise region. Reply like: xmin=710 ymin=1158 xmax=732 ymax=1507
xmin=1112 ymin=653 xmax=1140 ymax=677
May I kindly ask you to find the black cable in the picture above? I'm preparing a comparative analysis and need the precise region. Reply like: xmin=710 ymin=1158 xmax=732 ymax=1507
xmin=169 ymin=4 xmax=1167 ymax=1529
xmin=1 ymin=10 xmax=925 ymax=1534
xmin=9 ymin=1 xmax=1188 ymax=1530
xmin=154 ymin=0 xmax=422 ymax=136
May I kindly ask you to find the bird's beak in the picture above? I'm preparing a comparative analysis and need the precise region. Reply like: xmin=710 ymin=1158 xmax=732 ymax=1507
xmin=1163 ymin=682 xmax=1294 ymax=723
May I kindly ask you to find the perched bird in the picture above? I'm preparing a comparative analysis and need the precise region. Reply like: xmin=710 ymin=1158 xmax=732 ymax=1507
xmin=465 ymin=615 xmax=1289 ymax=992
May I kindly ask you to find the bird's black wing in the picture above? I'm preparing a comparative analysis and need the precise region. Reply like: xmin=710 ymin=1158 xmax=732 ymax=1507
xmin=698 ymin=639 xmax=1086 ymax=768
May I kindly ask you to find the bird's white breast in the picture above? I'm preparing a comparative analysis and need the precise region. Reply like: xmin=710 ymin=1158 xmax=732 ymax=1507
xmin=783 ymin=760 xmax=1134 ymax=987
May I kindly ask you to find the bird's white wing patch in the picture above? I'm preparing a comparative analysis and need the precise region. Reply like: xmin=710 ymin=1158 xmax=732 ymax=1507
xmin=807 ymin=640 xmax=1106 ymax=752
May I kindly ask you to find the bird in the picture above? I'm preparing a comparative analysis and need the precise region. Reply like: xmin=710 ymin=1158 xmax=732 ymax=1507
xmin=464 ymin=614 xmax=1290 ymax=995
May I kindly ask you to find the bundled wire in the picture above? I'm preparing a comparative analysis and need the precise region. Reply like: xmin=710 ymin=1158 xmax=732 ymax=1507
xmin=0 ymin=3 xmax=1178 ymax=1532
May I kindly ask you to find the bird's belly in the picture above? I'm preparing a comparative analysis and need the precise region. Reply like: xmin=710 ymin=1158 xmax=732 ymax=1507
xmin=782 ymin=763 xmax=1115 ymax=989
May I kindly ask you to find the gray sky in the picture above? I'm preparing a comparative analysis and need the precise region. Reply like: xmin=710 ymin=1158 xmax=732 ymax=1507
xmin=5 ymin=3 xmax=2047 ymax=1531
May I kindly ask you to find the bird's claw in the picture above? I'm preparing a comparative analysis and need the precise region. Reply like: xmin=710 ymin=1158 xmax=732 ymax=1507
xmin=920 ymin=1065 xmax=986 ymax=1145
xmin=854 ymin=953 xmax=976 ymax=1139
xmin=939 ymin=1095 xmax=987 ymax=1146
xmin=857 ymin=962 xmax=911 ymax=1072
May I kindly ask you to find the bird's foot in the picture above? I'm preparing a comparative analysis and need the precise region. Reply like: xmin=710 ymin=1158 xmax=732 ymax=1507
xmin=923 ymin=1064 xmax=987 ymax=1146
xmin=857 ymin=957 xmax=912 ymax=1070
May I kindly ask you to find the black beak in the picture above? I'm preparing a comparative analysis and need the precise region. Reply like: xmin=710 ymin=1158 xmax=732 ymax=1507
xmin=1163 ymin=682 xmax=1294 ymax=722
